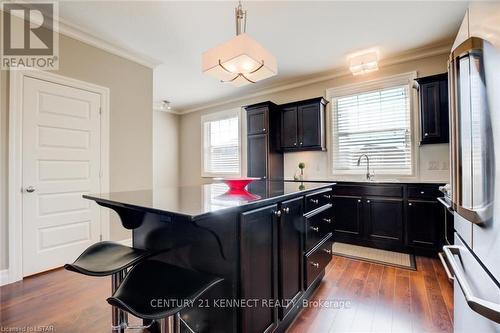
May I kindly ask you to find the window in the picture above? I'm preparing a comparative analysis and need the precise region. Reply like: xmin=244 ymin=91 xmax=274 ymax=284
xmin=329 ymin=74 xmax=414 ymax=176
xmin=201 ymin=109 xmax=241 ymax=177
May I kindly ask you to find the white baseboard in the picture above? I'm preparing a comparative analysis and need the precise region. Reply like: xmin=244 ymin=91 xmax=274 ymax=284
xmin=0 ymin=269 xmax=10 ymax=286
xmin=116 ymin=238 xmax=132 ymax=247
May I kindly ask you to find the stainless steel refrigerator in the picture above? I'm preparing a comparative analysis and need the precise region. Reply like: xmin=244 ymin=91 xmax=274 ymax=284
xmin=444 ymin=4 xmax=500 ymax=332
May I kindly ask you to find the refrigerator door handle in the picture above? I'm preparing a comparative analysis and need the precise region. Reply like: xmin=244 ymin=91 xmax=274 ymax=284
xmin=443 ymin=245 xmax=500 ymax=324
xmin=437 ymin=252 xmax=454 ymax=282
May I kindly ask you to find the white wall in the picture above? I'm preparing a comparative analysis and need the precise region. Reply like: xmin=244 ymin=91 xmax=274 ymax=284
xmin=180 ymin=52 xmax=451 ymax=186
xmin=153 ymin=110 xmax=180 ymax=188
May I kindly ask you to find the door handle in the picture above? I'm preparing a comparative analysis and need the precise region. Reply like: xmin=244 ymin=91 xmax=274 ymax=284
xmin=443 ymin=245 xmax=500 ymax=323
xmin=437 ymin=252 xmax=454 ymax=282
xmin=282 ymin=207 xmax=290 ymax=214
xmin=25 ymin=186 xmax=36 ymax=193
xmin=273 ymin=210 xmax=282 ymax=217
xmin=322 ymin=218 xmax=332 ymax=224
xmin=310 ymin=198 xmax=319 ymax=204
xmin=310 ymin=226 xmax=319 ymax=232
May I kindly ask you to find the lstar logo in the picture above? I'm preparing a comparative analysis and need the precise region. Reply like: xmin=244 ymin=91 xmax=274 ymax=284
xmin=1 ymin=2 xmax=59 ymax=70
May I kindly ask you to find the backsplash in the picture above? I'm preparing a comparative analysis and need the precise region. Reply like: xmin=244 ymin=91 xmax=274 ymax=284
xmin=284 ymin=143 xmax=450 ymax=183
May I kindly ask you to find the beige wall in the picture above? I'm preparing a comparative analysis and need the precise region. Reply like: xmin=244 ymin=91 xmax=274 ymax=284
xmin=153 ymin=110 xmax=180 ymax=188
xmin=180 ymin=53 xmax=451 ymax=186
xmin=0 ymin=33 xmax=153 ymax=270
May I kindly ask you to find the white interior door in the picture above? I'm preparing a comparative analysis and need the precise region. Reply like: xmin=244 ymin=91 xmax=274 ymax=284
xmin=22 ymin=76 xmax=101 ymax=277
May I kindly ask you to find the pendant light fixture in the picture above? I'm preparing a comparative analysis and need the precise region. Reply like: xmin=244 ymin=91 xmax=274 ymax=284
xmin=202 ymin=1 xmax=277 ymax=87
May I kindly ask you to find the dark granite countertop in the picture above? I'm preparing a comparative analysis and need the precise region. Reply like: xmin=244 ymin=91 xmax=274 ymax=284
xmin=83 ymin=180 xmax=335 ymax=220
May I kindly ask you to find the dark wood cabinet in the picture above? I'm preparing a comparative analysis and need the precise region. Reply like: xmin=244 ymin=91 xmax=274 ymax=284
xmin=245 ymin=102 xmax=283 ymax=180
xmin=331 ymin=195 xmax=362 ymax=242
xmin=280 ymin=98 xmax=327 ymax=151
xmin=365 ymin=198 xmax=404 ymax=244
xmin=278 ymin=197 xmax=303 ymax=320
xmin=240 ymin=204 xmax=278 ymax=333
xmin=331 ymin=182 xmax=445 ymax=254
xmin=417 ymin=73 xmax=449 ymax=144
xmin=407 ymin=200 xmax=444 ymax=249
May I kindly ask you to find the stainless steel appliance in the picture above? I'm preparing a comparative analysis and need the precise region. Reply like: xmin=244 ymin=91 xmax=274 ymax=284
xmin=443 ymin=4 xmax=500 ymax=332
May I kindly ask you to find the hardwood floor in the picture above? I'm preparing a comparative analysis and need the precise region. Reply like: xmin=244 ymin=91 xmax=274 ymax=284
xmin=288 ymin=256 xmax=453 ymax=333
xmin=0 ymin=255 xmax=453 ymax=333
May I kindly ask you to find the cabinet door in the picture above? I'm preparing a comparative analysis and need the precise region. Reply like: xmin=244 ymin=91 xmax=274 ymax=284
xmin=331 ymin=196 xmax=362 ymax=241
xmin=278 ymin=197 xmax=303 ymax=320
xmin=241 ymin=204 xmax=278 ymax=333
xmin=247 ymin=134 xmax=268 ymax=179
xmin=365 ymin=198 xmax=404 ymax=244
xmin=298 ymin=102 xmax=322 ymax=148
xmin=421 ymin=81 xmax=441 ymax=141
xmin=407 ymin=200 xmax=444 ymax=248
xmin=281 ymin=106 xmax=298 ymax=149
xmin=247 ymin=107 xmax=268 ymax=135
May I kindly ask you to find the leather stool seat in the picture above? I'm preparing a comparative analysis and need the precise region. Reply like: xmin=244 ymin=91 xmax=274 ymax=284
xmin=107 ymin=260 xmax=223 ymax=320
xmin=64 ymin=241 xmax=152 ymax=276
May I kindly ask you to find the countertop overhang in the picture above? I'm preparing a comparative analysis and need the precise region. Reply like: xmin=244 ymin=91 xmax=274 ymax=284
xmin=83 ymin=180 xmax=335 ymax=221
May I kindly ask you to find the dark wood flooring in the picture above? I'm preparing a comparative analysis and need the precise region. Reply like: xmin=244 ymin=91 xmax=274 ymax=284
xmin=0 ymin=255 xmax=453 ymax=333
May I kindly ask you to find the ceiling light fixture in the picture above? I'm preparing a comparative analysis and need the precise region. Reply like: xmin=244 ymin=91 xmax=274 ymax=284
xmin=349 ymin=51 xmax=379 ymax=76
xmin=201 ymin=1 xmax=277 ymax=87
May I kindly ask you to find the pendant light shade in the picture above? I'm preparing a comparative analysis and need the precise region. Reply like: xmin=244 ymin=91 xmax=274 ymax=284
xmin=202 ymin=2 xmax=277 ymax=86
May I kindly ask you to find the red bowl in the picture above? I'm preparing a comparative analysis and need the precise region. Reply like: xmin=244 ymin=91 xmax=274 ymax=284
xmin=218 ymin=177 xmax=260 ymax=190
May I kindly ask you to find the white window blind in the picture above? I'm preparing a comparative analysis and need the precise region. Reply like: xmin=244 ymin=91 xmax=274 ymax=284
xmin=331 ymin=85 xmax=412 ymax=175
xmin=202 ymin=111 xmax=240 ymax=176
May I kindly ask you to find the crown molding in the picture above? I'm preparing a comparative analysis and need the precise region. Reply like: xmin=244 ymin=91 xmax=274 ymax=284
xmin=180 ymin=40 xmax=452 ymax=115
xmin=56 ymin=16 xmax=162 ymax=69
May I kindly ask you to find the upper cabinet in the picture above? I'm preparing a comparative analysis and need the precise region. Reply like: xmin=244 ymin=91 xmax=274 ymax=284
xmin=416 ymin=73 xmax=449 ymax=144
xmin=280 ymin=97 xmax=328 ymax=151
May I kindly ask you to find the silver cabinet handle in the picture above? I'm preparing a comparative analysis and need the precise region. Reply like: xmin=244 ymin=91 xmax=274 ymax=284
xmin=420 ymin=191 xmax=425 ymax=194
xmin=310 ymin=262 xmax=319 ymax=268
xmin=323 ymin=194 xmax=331 ymax=199
xmin=262 ymin=128 xmax=266 ymax=132
xmin=424 ymin=133 xmax=429 ymax=137
xmin=25 ymin=186 xmax=36 ymax=193
xmin=282 ymin=207 xmax=290 ymax=214
xmin=366 ymin=200 xmax=371 ymax=203
xmin=310 ymin=226 xmax=319 ymax=232
xmin=408 ymin=203 xmax=412 ymax=206
xmin=357 ymin=199 xmax=361 ymax=203
xmin=443 ymin=245 xmax=500 ymax=323
xmin=300 ymin=142 xmax=303 ymax=145
xmin=310 ymin=198 xmax=319 ymax=204
xmin=323 ymin=249 xmax=332 ymax=254
xmin=273 ymin=210 xmax=282 ymax=217
xmin=437 ymin=252 xmax=454 ymax=282
xmin=322 ymin=218 xmax=331 ymax=224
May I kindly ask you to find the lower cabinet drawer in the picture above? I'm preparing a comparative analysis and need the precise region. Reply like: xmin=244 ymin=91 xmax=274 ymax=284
xmin=305 ymin=208 xmax=332 ymax=252
xmin=305 ymin=189 xmax=333 ymax=213
xmin=305 ymin=235 xmax=332 ymax=289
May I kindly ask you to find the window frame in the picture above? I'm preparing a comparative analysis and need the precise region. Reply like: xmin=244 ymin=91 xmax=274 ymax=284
xmin=326 ymin=71 xmax=419 ymax=179
xmin=200 ymin=108 xmax=242 ymax=178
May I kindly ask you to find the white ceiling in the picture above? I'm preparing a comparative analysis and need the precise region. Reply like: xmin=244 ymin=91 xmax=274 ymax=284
xmin=58 ymin=1 xmax=468 ymax=113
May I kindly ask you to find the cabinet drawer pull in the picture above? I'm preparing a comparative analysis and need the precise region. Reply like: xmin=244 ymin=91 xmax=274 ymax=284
xmin=420 ymin=191 xmax=425 ymax=194
xmin=357 ymin=199 xmax=361 ymax=203
xmin=408 ymin=203 xmax=412 ymax=206
xmin=262 ymin=128 xmax=266 ymax=132
xmin=273 ymin=210 xmax=282 ymax=217
xmin=322 ymin=218 xmax=332 ymax=224
xmin=424 ymin=132 xmax=429 ymax=137
xmin=323 ymin=194 xmax=331 ymax=199
xmin=282 ymin=207 xmax=290 ymax=214
xmin=293 ymin=142 xmax=297 ymax=146
xmin=310 ymin=262 xmax=320 ymax=268
xmin=310 ymin=198 xmax=319 ymax=204
xmin=310 ymin=226 xmax=319 ymax=232
xmin=323 ymin=249 xmax=332 ymax=254
xmin=366 ymin=200 xmax=371 ymax=203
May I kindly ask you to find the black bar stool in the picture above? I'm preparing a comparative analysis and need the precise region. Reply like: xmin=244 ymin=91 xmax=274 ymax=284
xmin=107 ymin=259 xmax=223 ymax=333
xmin=64 ymin=241 xmax=153 ymax=332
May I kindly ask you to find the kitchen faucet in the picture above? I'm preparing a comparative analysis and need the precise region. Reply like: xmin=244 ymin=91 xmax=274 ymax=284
xmin=357 ymin=154 xmax=374 ymax=181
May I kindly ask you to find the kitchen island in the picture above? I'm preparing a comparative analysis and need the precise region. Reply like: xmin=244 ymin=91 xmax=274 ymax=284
xmin=84 ymin=180 xmax=335 ymax=333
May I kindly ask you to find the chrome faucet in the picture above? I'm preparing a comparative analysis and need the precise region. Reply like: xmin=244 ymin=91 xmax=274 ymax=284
xmin=357 ymin=154 xmax=374 ymax=181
